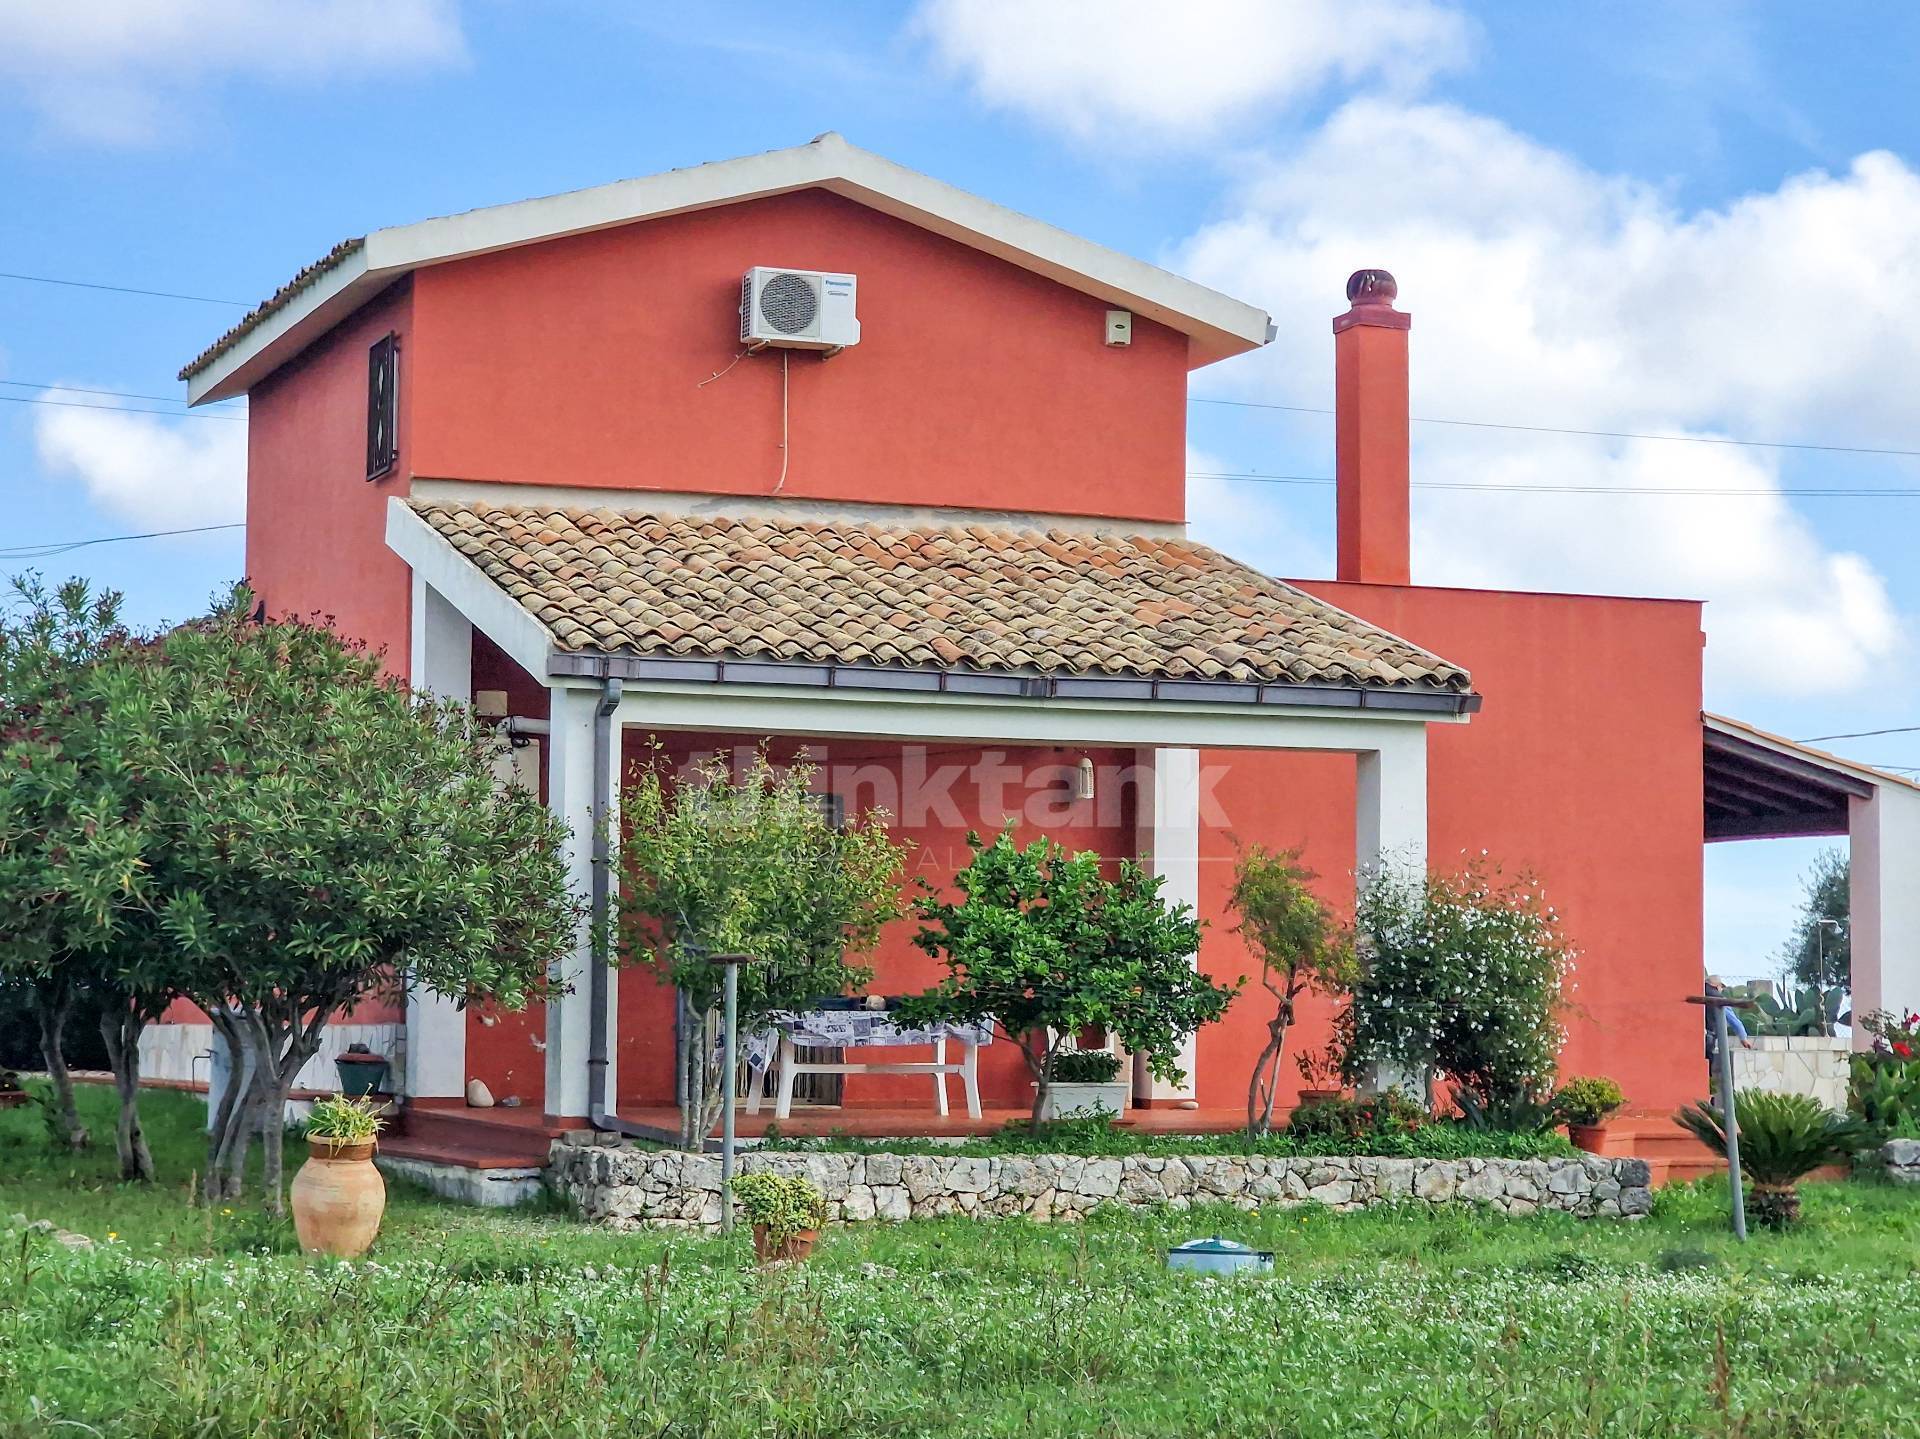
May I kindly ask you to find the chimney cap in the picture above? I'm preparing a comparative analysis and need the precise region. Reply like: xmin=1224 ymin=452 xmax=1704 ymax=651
xmin=1345 ymin=269 xmax=1398 ymax=307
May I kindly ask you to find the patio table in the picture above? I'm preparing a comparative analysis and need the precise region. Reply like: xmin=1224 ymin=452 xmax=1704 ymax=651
xmin=742 ymin=1009 xmax=994 ymax=1120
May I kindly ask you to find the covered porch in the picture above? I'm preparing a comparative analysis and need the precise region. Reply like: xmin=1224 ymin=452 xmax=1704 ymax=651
xmin=382 ymin=493 xmax=1476 ymax=1141
xmin=1704 ymin=712 xmax=1920 ymax=1037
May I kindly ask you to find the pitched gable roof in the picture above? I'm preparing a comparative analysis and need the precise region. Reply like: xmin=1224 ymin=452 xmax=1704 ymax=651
xmin=407 ymin=499 xmax=1472 ymax=701
xmin=182 ymin=133 xmax=1273 ymax=403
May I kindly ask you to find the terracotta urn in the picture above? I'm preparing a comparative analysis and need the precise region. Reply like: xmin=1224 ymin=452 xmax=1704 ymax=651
xmin=291 ymin=1138 xmax=386 ymax=1258
xmin=751 ymin=1225 xmax=820 ymax=1265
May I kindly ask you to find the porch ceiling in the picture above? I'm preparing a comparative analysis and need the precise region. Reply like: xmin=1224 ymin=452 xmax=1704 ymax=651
xmin=1703 ymin=713 xmax=1885 ymax=841
xmin=403 ymin=499 xmax=1476 ymax=711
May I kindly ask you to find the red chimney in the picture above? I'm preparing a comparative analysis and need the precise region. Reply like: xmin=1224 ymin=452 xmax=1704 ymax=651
xmin=1333 ymin=269 xmax=1411 ymax=585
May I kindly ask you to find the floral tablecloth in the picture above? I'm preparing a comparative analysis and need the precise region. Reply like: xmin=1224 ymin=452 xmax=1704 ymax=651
xmin=741 ymin=1009 xmax=994 ymax=1073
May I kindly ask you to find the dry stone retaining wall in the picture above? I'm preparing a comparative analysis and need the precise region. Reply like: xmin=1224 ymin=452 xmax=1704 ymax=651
xmin=547 ymin=1141 xmax=1654 ymax=1229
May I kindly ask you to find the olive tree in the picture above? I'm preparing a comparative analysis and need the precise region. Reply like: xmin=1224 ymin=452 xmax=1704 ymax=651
xmin=1229 ymin=844 xmax=1357 ymax=1138
xmin=107 ymin=589 xmax=581 ymax=1209
xmin=1775 ymin=847 xmax=1849 ymax=1033
xmin=901 ymin=827 xmax=1240 ymax=1134
xmin=616 ymin=750 xmax=904 ymax=1150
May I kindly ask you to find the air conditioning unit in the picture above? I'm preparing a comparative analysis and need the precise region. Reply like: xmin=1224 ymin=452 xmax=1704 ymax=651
xmin=739 ymin=267 xmax=861 ymax=351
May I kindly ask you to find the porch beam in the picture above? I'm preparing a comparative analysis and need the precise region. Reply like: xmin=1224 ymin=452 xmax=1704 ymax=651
xmin=386 ymin=498 xmax=553 ymax=682
xmin=597 ymin=679 xmax=1452 ymax=752
xmin=403 ymin=577 xmax=471 ymax=1101
xmin=1704 ymin=809 xmax=1849 ymax=842
xmin=549 ymin=649 xmax=1476 ymax=718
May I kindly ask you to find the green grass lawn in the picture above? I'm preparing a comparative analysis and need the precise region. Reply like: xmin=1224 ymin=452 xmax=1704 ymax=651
xmin=4 ymin=1083 xmax=1919 ymax=1438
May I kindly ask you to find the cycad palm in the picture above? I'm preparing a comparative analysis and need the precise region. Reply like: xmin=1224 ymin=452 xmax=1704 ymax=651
xmin=1676 ymin=1090 xmax=1870 ymax=1227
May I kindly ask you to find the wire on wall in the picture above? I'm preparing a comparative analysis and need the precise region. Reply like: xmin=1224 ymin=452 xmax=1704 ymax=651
xmin=772 ymin=351 xmax=790 ymax=494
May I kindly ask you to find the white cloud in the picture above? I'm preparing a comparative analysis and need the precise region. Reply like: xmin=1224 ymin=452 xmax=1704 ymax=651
xmin=35 ymin=403 xmax=246 ymax=531
xmin=0 ymin=0 xmax=465 ymax=143
xmin=911 ymin=0 xmax=1470 ymax=144
xmin=1179 ymin=99 xmax=1913 ymax=698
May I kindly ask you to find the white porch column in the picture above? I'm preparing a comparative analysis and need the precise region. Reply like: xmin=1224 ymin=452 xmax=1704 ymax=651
xmin=1137 ymin=747 xmax=1203 ymax=1105
xmin=1355 ymin=724 xmax=1428 ymax=879
xmin=1849 ymin=781 xmax=1920 ymax=1045
xmin=544 ymin=684 xmax=609 ymax=1121
xmin=404 ymin=577 xmax=471 ymax=1100
xmin=1353 ymin=726 xmax=1429 ymax=1096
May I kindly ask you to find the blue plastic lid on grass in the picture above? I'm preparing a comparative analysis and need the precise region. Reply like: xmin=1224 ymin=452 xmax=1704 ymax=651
xmin=1166 ymin=1237 xmax=1274 ymax=1275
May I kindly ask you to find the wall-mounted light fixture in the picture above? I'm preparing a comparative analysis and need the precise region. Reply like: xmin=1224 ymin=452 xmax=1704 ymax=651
xmin=1076 ymin=755 xmax=1096 ymax=802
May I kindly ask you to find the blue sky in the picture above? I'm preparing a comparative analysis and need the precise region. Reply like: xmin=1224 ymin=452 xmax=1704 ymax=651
xmin=4 ymin=1 xmax=1915 ymax=978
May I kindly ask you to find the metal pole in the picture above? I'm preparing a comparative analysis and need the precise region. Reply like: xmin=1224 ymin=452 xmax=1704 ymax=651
xmin=1817 ymin=926 xmax=1828 ymax=1032
xmin=1714 ymin=1002 xmax=1747 ymax=1242
xmin=720 ymin=959 xmax=740 ymax=1234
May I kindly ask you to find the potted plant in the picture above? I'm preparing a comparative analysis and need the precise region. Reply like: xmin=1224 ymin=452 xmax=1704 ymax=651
xmin=1040 ymin=1047 xmax=1128 ymax=1120
xmin=1295 ymin=1040 xmax=1346 ymax=1107
xmin=290 ymin=1095 xmax=387 ymax=1258
xmin=733 ymin=1170 xmax=828 ymax=1263
xmin=1553 ymin=1075 xmax=1626 ymax=1153
xmin=334 ymin=1043 xmax=391 ymax=1098
xmin=1676 ymin=1090 xmax=1870 ymax=1228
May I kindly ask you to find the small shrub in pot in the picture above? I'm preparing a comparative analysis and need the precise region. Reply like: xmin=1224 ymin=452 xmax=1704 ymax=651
xmin=1294 ymin=1039 xmax=1347 ymax=1105
xmin=1039 ymin=1046 xmax=1129 ymax=1120
xmin=734 ymin=1171 xmax=828 ymax=1263
xmin=1048 ymin=1048 xmax=1122 ymax=1084
xmin=1553 ymin=1076 xmax=1625 ymax=1151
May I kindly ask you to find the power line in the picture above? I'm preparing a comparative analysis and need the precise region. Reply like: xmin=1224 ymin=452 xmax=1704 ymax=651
xmin=1190 ymin=396 xmax=1920 ymax=461
xmin=1186 ymin=470 xmax=1920 ymax=499
xmin=0 ymin=379 xmax=242 ymax=409
xmin=0 ymin=393 xmax=244 ymax=422
xmin=1798 ymin=725 xmax=1920 ymax=743
xmin=4 ymin=263 xmax=1917 ymax=461
xmin=0 ymin=521 xmax=243 ymax=561
xmin=7 ymin=265 xmax=1918 ymax=461
xmin=0 ymin=269 xmax=246 ymax=306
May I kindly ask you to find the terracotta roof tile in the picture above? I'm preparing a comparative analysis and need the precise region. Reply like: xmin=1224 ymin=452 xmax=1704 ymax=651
xmin=409 ymin=501 xmax=1471 ymax=693
xmin=178 ymin=237 xmax=366 ymax=382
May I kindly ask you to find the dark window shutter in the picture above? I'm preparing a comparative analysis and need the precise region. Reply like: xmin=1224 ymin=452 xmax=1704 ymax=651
xmin=366 ymin=333 xmax=399 ymax=481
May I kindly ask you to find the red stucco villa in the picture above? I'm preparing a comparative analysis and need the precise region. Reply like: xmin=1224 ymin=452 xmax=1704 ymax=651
xmin=145 ymin=134 xmax=1920 ymax=1185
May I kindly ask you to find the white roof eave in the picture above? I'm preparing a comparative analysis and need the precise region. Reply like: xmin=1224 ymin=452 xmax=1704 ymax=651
xmin=186 ymin=134 xmax=1272 ymax=404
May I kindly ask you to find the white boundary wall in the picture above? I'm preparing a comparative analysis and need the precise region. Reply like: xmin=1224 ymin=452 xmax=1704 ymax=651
xmin=1729 ymin=1036 xmax=1850 ymax=1110
xmin=138 ymin=1022 xmax=404 ymax=1095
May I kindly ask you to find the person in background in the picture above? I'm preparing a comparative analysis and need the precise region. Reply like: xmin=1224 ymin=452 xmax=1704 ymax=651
xmin=1703 ymin=974 xmax=1754 ymax=1100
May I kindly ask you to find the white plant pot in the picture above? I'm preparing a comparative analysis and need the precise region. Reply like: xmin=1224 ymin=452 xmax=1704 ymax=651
xmin=1037 ymin=1081 xmax=1130 ymax=1120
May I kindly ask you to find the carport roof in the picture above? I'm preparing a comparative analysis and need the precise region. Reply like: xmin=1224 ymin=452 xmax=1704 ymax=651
xmin=1703 ymin=713 xmax=1915 ymax=841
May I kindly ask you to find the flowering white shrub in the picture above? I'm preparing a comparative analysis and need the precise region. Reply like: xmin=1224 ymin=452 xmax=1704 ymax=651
xmin=1349 ymin=858 xmax=1576 ymax=1109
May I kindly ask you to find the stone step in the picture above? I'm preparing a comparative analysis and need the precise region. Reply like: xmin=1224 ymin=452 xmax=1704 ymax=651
xmin=387 ymin=1103 xmax=562 ymax=1167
